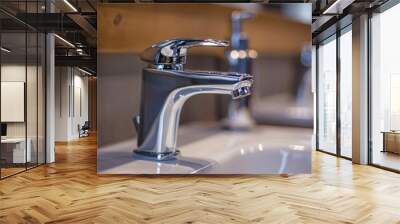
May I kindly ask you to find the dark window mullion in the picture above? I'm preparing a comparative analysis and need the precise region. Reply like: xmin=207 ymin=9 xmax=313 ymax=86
xmin=24 ymin=1 xmax=28 ymax=170
xmin=336 ymin=28 xmax=341 ymax=157
xmin=24 ymin=0 xmax=28 ymax=171
xmin=0 ymin=24 xmax=2 ymax=179
xmin=367 ymin=11 xmax=373 ymax=165
xmin=316 ymin=44 xmax=320 ymax=150
xmin=35 ymin=0 xmax=39 ymax=167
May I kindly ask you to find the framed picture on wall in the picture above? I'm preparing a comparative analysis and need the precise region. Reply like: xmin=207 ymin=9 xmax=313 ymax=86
xmin=1 ymin=81 xmax=25 ymax=122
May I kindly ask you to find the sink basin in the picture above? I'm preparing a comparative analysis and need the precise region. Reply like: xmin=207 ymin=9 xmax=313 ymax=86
xmin=98 ymin=124 xmax=312 ymax=174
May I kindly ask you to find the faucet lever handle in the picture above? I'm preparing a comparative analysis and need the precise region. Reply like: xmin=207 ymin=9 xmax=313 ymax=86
xmin=164 ymin=38 xmax=229 ymax=50
xmin=141 ymin=38 xmax=229 ymax=69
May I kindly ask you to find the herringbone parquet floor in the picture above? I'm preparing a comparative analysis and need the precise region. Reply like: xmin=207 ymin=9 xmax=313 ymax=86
xmin=1 ymin=134 xmax=400 ymax=224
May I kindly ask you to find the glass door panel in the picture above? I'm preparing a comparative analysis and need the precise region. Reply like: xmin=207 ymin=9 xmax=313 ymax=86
xmin=317 ymin=37 xmax=337 ymax=154
xmin=339 ymin=29 xmax=352 ymax=158
xmin=27 ymin=31 xmax=38 ymax=169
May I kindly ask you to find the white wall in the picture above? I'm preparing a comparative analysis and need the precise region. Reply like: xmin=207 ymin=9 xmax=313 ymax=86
xmin=55 ymin=67 xmax=70 ymax=141
xmin=55 ymin=67 xmax=89 ymax=141
xmin=71 ymin=73 xmax=89 ymax=138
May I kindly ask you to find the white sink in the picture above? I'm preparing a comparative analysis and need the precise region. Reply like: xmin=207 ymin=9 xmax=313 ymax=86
xmin=98 ymin=124 xmax=312 ymax=174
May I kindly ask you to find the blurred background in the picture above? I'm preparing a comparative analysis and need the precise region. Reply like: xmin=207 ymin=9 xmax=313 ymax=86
xmin=97 ymin=3 xmax=312 ymax=147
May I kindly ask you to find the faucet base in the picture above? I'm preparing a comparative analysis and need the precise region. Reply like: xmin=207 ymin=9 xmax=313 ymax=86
xmin=133 ymin=149 xmax=180 ymax=161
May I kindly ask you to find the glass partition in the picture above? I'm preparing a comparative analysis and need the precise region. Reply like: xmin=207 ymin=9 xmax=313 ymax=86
xmin=1 ymin=30 xmax=28 ymax=177
xmin=316 ymin=25 xmax=353 ymax=160
xmin=370 ymin=3 xmax=400 ymax=171
xmin=0 ymin=2 xmax=46 ymax=179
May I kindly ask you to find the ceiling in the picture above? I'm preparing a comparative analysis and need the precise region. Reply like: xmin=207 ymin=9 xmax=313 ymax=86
xmin=0 ymin=0 xmax=393 ymax=73
xmin=0 ymin=0 xmax=97 ymax=73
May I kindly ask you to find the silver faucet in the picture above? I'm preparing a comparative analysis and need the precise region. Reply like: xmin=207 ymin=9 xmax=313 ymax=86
xmin=133 ymin=38 xmax=254 ymax=161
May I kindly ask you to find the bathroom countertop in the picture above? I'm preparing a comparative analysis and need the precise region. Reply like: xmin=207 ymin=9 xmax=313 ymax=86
xmin=97 ymin=123 xmax=312 ymax=174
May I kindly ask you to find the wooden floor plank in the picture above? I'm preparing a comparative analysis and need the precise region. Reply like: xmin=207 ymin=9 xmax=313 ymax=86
xmin=1 ymin=134 xmax=400 ymax=223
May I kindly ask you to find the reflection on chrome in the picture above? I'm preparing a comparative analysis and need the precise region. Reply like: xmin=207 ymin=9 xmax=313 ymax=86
xmin=258 ymin=144 xmax=264 ymax=151
xmin=279 ymin=150 xmax=290 ymax=173
xmin=289 ymin=145 xmax=305 ymax=151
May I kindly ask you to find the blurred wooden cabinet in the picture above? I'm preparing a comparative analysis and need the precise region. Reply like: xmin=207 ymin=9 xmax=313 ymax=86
xmin=382 ymin=131 xmax=400 ymax=154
